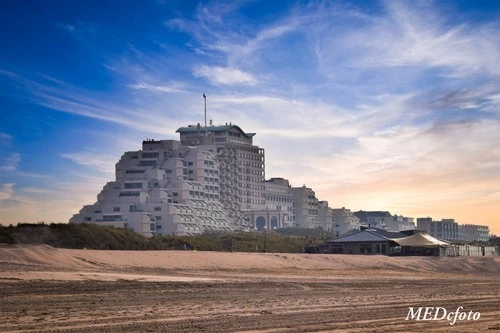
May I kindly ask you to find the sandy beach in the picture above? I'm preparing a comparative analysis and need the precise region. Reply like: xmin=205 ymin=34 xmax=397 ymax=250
xmin=1 ymin=244 xmax=499 ymax=332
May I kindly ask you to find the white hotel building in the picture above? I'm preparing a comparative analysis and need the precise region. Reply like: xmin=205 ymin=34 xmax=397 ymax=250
xmin=71 ymin=123 xmax=343 ymax=236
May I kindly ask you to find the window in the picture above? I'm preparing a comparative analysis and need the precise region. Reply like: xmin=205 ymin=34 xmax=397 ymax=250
xmin=103 ymin=215 xmax=122 ymax=221
xmin=124 ymin=182 xmax=142 ymax=189
xmin=119 ymin=191 xmax=140 ymax=197
xmin=156 ymin=216 xmax=162 ymax=221
xmin=359 ymin=244 xmax=372 ymax=254
xmin=330 ymin=245 xmax=343 ymax=254
xmin=113 ymin=207 xmax=120 ymax=212
xmin=84 ymin=217 xmax=91 ymax=221
xmin=154 ymin=207 xmax=161 ymax=211
xmin=141 ymin=152 xmax=159 ymax=159
xmin=138 ymin=160 xmax=157 ymax=166
xmin=125 ymin=169 xmax=145 ymax=174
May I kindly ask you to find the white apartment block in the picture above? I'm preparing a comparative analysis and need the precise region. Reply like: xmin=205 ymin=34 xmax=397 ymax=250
xmin=416 ymin=218 xmax=462 ymax=242
xmin=388 ymin=215 xmax=415 ymax=231
xmin=460 ymin=224 xmax=490 ymax=242
xmin=70 ymin=139 xmax=232 ymax=236
xmin=290 ymin=185 xmax=321 ymax=228
xmin=354 ymin=211 xmax=415 ymax=232
xmin=177 ymin=123 xmax=265 ymax=229
xmin=318 ymin=201 xmax=334 ymax=232
xmin=331 ymin=207 xmax=361 ymax=236
xmin=418 ymin=218 xmax=490 ymax=243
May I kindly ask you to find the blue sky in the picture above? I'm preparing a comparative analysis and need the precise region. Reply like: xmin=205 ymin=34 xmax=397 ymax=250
xmin=1 ymin=0 xmax=499 ymax=234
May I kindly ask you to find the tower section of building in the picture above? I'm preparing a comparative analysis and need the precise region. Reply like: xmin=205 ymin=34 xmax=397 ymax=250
xmin=176 ymin=124 xmax=265 ymax=229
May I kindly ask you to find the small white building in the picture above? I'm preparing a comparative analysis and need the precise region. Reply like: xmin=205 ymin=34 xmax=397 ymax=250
xmin=318 ymin=201 xmax=334 ymax=232
xmin=290 ymin=185 xmax=322 ymax=229
xmin=460 ymin=224 xmax=490 ymax=242
xmin=331 ymin=207 xmax=361 ymax=236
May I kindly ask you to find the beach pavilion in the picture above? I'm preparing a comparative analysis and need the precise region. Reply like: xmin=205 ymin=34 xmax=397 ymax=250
xmin=319 ymin=227 xmax=449 ymax=256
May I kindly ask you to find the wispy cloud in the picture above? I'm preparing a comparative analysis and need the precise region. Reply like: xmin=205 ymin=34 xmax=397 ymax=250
xmin=0 ymin=171 xmax=110 ymax=224
xmin=193 ymin=65 xmax=257 ymax=85
xmin=57 ymin=23 xmax=75 ymax=32
xmin=60 ymin=151 xmax=118 ymax=174
xmin=0 ymin=70 xmax=189 ymax=135
xmin=0 ymin=132 xmax=13 ymax=145
xmin=312 ymin=0 xmax=500 ymax=82
xmin=1 ymin=153 xmax=21 ymax=171
xmin=21 ymin=187 xmax=60 ymax=195
xmin=129 ymin=82 xmax=186 ymax=93
xmin=0 ymin=183 xmax=15 ymax=201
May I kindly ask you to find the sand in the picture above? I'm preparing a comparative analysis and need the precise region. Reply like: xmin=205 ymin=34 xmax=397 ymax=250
xmin=1 ymin=244 xmax=499 ymax=332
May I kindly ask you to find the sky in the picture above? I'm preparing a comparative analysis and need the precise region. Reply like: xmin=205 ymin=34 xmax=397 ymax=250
xmin=1 ymin=0 xmax=499 ymax=235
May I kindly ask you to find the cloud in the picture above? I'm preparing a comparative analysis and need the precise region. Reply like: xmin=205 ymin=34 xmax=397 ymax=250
xmin=60 ymin=152 xmax=118 ymax=174
xmin=0 ymin=70 xmax=188 ymax=135
xmin=0 ymin=132 xmax=13 ymax=145
xmin=313 ymin=1 xmax=500 ymax=81
xmin=193 ymin=65 xmax=257 ymax=85
xmin=426 ymin=82 xmax=500 ymax=113
xmin=1 ymin=153 xmax=21 ymax=171
xmin=21 ymin=187 xmax=60 ymax=195
xmin=57 ymin=23 xmax=75 ymax=32
xmin=129 ymin=82 xmax=186 ymax=93
xmin=0 ymin=183 xmax=14 ymax=201
xmin=0 ymin=171 xmax=110 ymax=225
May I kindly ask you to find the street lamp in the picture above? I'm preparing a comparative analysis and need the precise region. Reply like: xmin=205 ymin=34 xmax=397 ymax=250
xmin=263 ymin=226 xmax=267 ymax=253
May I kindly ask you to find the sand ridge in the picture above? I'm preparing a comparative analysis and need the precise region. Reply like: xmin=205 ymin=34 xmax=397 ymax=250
xmin=1 ymin=244 xmax=499 ymax=277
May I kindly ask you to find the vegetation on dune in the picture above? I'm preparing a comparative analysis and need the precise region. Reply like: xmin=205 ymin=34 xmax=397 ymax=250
xmin=0 ymin=223 xmax=317 ymax=252
xmin=3 ymin=223 xmax=495 ymax=252
xmin=275 ymin=227 xmax=337 ymax=238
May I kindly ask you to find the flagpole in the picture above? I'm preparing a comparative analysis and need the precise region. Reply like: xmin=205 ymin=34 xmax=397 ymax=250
xmin=203 ymin=93 xmax=207 ymax=128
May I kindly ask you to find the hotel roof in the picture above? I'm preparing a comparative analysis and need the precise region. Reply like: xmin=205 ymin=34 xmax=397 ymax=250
xmin=176 ymin=124 xmax=256 ymax=138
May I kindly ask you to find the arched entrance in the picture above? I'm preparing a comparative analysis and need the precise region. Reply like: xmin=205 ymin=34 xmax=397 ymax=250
xmin=270 ymin=216 xmax=278 ymax=230
xmin=256 ymin=216 xmax=266 ymax=230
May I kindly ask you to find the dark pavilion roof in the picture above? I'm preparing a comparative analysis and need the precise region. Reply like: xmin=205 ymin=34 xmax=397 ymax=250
xmin=328 ymin=231 xmax=389 ymax=243
xmin=328 ymin=227 xmax=408 ymax=243
xmin=176 ymin=124 xmax=256 ymax=138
